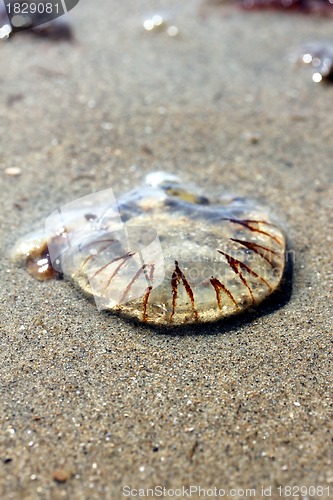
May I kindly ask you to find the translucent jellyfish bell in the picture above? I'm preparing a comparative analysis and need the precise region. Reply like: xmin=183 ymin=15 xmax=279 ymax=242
xmin=12 ymin=172 xmax=287 ymax=326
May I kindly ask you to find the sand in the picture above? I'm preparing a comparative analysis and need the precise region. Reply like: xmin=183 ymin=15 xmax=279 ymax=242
xmin=0 ymin=0 xmax=332 ymax=498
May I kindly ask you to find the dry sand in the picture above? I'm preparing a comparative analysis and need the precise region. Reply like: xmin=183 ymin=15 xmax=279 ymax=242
xmin=0 ymin=0 xmax=332 ymax=498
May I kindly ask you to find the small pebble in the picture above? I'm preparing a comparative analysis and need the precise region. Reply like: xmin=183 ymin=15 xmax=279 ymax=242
xmin=52 ymin=468 xmax=72 ymax=483
xmin=5 ymin=167 xmax=22 ymax=177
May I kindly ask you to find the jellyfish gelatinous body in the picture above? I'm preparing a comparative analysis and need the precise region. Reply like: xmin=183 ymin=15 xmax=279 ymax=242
xmin=12 ymin=172 xmax=287 ymax=326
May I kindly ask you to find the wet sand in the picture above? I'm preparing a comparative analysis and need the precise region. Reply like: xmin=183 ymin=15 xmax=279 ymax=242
xmin=0 ymin=0 xmax=332 ymax=498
